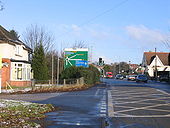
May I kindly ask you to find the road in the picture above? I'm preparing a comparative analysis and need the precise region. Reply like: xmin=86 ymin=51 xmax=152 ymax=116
xmin=0 ymin=79 xmax=170 ymax=128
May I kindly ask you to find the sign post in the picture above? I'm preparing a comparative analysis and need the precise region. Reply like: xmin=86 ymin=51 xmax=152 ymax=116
xmin=0 ymin=54 xmax=2 ymax=93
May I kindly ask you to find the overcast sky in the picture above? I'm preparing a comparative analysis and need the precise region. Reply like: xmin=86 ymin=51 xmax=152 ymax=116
xmin=1 ymin=0 xmax=170 ymax=64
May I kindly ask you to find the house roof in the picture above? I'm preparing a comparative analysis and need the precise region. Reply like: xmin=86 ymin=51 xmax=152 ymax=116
xmin=0 ymin=25 xmax=32 ymax=52
xmin=129 ymin=64 xmax=139 ymax=69
xmin=144 ymin=52 xmax=170 ymax=66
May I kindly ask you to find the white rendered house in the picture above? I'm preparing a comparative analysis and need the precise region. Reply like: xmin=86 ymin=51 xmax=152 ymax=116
xmin=142 ymin=52 xmax=170 ymax=77
xmin=0 ymin=25 xmax=33 ymax=87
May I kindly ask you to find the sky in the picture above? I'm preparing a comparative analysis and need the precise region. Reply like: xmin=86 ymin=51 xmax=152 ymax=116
xmin=0 ymin=0 xmax=170 ymax=64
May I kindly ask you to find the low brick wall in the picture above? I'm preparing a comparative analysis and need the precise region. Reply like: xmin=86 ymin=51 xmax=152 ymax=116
xmin=10 ymin=81 xmax=32 ymax=87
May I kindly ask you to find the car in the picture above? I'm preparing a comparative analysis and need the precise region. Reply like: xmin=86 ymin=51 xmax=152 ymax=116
xmin=127 ymin=75 xmax=137 ymax=81
xmin=106 ymin=72 xmax=113 ymax=78
xmin=136 ymin=74 xmax=148 ymax=83
xmin=159 ymin=75 xmax=169 ymax=82
xmin=115 ymin=74 xmax=124 ymax=80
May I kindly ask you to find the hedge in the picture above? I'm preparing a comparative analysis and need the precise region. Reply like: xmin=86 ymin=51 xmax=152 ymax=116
xmin=60 ymin=65 xmax=100 ymax=85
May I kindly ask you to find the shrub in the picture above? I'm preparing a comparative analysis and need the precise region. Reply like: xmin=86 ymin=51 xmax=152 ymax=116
xmin=60 ymin=65 xmax=100 ymax=85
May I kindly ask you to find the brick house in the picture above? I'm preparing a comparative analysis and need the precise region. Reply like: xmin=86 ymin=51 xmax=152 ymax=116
xmin=142 ymin=52 xmax=170 ymax=78
xmin=0 ymin=25 xmax=33 ymax=88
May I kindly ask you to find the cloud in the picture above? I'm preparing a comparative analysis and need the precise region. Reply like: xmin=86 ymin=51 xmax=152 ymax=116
xmin=71 ymin=24 xmax=81 ymax=31
xmin=57 ymin=24 xmax=115 ymax=40
xmin=126 ymin=25 xmax=168 ymax=44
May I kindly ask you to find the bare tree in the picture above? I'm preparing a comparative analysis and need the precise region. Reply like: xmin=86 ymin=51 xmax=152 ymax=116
xmin=163 ymin=29 xmax=170 ymax=49
xmin=72 ymin=40 xmax=87 ymax=48
xmin=0 ymin=1 xmax=4 ymax=11
xmin=164 ymin=38 xmax=170 ymax=49
xmin=22 ymin=24 xmax=54 ymax=52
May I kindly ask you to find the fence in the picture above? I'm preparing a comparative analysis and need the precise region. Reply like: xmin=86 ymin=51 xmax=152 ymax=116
xmin=31 ymin=77 xmax=84 ymax=89
xmin=2 ymin=77 xmax=84 ymax=92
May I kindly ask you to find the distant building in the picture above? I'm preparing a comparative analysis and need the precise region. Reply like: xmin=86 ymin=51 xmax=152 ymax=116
xmin=0 ymin=25 xmax=33 ymax=88
xmin=142 ymin=52 xmax=170 ymax=77
xmin=129 ymin=64 xmax=139 ymax=73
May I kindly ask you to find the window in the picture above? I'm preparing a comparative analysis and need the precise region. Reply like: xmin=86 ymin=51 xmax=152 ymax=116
xmin=11 ymin=62 xmax=32 ymax=81
xmin=15 ymin=45 xmax=23 ymax=56
xmin=15 ymin=45 xmax=20 ymax=55
xmin=17 ymin=64 xmax=22 ymax=80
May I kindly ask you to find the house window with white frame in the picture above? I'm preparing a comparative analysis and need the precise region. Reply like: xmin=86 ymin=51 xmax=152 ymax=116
xmin=15 ymin=45 xmax=20 ymax=55
xmin=11 ymin=62 xmax=32 ymax=81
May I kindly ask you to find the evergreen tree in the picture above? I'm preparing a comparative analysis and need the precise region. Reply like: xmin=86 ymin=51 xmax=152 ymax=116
xmin=32 ymin=43 xmax=48 ymax=81
xmin=9 ymin=29 xmax=20 ymax=39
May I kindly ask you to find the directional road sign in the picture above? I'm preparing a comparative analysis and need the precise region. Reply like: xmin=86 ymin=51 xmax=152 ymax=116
xmin=64 ymin=48 xmax=88 ymax=69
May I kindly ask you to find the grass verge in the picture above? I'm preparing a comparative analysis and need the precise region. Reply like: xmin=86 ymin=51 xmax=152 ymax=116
xmin=0 ymin=99 xmax=55 ymax=128
xmin=10 ymin=83 xmax=99 ymax=94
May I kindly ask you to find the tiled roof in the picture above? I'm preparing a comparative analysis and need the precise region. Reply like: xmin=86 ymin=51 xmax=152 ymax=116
xmin=0 ymin=25 xmax=32 ymax=51
xmin=0 ymin=25 xmax=19 ymax=41
xmin=144 ymin=52 xmax=170 ymax=66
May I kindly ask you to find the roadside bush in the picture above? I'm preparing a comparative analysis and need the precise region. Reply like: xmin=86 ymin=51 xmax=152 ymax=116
xmin=60 ymin=65 xmax=100 ymax=85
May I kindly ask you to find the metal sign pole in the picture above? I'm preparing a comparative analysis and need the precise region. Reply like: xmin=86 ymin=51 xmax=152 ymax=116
xmin=0 ymin=70 xmax=1 ymax=93
xmin=0 ymin=55 xmax=2 ymax=93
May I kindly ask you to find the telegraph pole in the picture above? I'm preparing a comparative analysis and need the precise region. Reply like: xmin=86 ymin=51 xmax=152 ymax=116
xmin=57 ymin=52 xmax=60 ymax=86
xmin=51 ymin=52 xmax=54 ymax=85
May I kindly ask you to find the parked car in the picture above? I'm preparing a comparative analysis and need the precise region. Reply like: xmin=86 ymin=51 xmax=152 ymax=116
xmin=127 ymin=75 xmax=137 ymax=81
xmin=159 ymin=75 xmax=169 ymax=82
xmin=106 ymin=72 xmax=113 ymax=78
xmin=115 ymin=74 xmax=124 ymax=80
xmin=136 ymin=74 xmax=148 ymax=83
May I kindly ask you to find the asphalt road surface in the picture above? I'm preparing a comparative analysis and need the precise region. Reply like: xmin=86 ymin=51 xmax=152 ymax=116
xmin=0 ymin=79 xmax=170 ymax=128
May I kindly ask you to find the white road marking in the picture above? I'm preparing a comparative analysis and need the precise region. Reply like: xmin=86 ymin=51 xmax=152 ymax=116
xmin=95 ymin=89 xmax=100 ymax=96
xmin=156 ymin=89 xmax=170 ymax=95
xmin=108 ymin=90 xmax=114 ymax=117
xmin=100 ymin=110 xmax=106 ymax=113
xmin=116 ymin=103 xmax=170 ymax=113
xmin=113 ymin=96 xmax=170 ymax=105
xmin=110 ymin=86 xmax=170 ymax=118
xmin=99 ymin=89 xmax=107 ymax=117
xmin=114 ymin=114 xmax=170 ymax=117
xmin=100 ymin=114 xmax=106 ymax=117
xmin=112 ymin=93 xmax=167 ymax=100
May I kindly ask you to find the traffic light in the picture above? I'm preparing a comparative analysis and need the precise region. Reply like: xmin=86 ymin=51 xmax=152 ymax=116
xmin=99 ymin=58 xmax=105 ymax=66
xmin=99 ymin=58 xmax=102 ymax=64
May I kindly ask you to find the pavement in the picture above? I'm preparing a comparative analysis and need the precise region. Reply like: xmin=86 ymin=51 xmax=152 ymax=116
xmin=0 ymin=79 xmax=170 ymax=128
